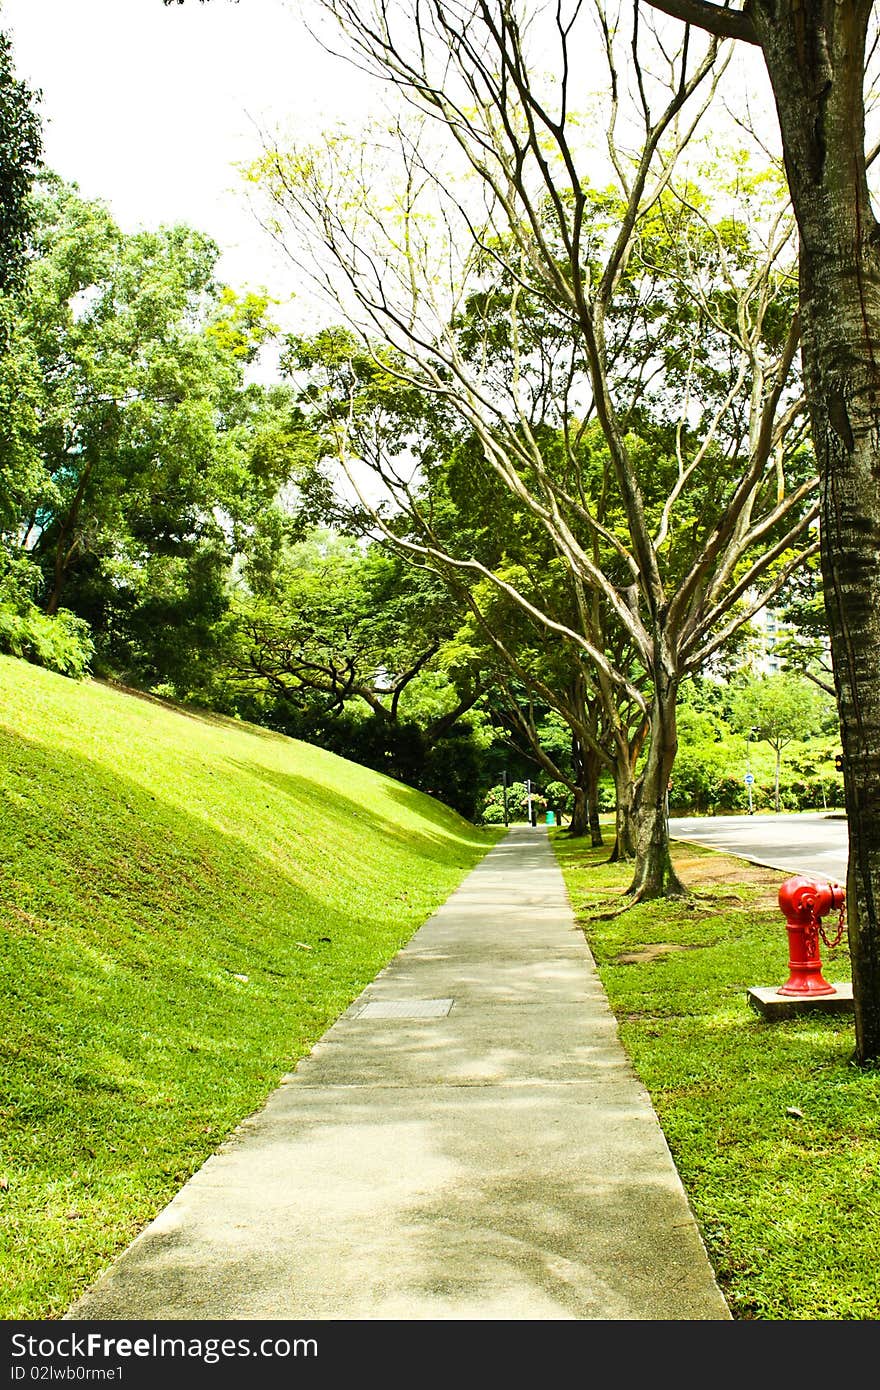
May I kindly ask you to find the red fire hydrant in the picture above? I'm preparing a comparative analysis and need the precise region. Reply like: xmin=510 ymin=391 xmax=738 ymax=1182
xmin=776 ymin=876 xmax=847 ymax=996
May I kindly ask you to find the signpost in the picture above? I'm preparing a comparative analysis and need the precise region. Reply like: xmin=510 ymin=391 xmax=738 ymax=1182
xmin=745 ymin=770 xmax=755 ymax=816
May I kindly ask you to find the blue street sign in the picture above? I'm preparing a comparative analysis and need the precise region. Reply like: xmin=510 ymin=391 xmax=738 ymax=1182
xmin=744 ymin=772 xmax=755 ymax=784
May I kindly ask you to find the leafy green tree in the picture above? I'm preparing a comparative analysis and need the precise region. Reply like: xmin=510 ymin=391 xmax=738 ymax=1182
xmin=3 ymin=177 xmax=306 ymax=687
xmin=730 ymin=674 xmax=833 ymax=813
xmin=221 ymin=528 xmax=494 ymax=814
xmin=279 ymin=138 xmax=812 ymax=876
xmin=773 ymin=558 xmax=835 ymax=697
xmin=0 ymin=20 xmax=44 ymax=533
xmin=227 ymin=530 xmax=482 ymax=733
xmin=262 ymin=7 xmax=816 ymax=902
xmin=0 ymin=22 xmax=42 ymax=296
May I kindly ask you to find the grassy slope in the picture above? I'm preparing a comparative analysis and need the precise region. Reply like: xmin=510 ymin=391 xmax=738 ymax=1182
xmin=0 ymin=656 xmax=500 ymax=1319
xmin=552 ymin=829 xmax=880 ymax=1321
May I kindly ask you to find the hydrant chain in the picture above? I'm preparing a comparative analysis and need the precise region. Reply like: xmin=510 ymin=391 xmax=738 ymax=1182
xmin=818 ymin=901 xmax=847 ymax=951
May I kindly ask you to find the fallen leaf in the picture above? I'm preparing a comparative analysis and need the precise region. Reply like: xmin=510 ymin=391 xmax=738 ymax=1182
xmin=785 ymin=1107 xmax=804 ymax=1119
xmin=0 ymin=1177 xmax=9 ymax=1191
xmin=295 ymin=942 xmax=313 ymax=950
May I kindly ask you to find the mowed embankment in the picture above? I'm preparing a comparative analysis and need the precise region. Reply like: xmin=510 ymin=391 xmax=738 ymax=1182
xmin=0 ymin=656 xmax=499 ymax=1318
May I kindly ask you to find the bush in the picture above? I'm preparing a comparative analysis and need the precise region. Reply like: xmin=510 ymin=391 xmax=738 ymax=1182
xmin=0 ymin=556 xmax=93 ymax=678
xmin=543 ymin=780 xmax=573 ymax=816
xmin=480 ymin=781 xmax=531 ymax=823
xmin=775 ymin=769 xmax=844 ymax=812
xmin=668 ymin=743 xmax=742 ymax=814
xmin=0 ymin=603 xmax=94 ymax=678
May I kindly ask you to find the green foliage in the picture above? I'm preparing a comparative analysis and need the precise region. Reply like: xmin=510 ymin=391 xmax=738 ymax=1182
xmin=0 ymin=553 xmax=91 ymax=676
xmin=670 ymin=740 xmax=749 ymax=815
xmin=0 ymin=293 xmax=49 ymax=532
xmin=479 ymin=781 xmax=541 ymax=824
xmin=231 ymin=530 xmax=447 ymax=698
xmin=670 ymin=677 xmax=842 ymax=814
xmin=0 ymin=176 xmax=310 ymax=689
xmin=0 ymin=603 xmax=92 ymax=678
xmin=220 ymin=528 xmax=496 ymax=814
xmin=773 ymin=555 xmax=836 ymax=692
xmin=729 ymin=672 xmax=834 ymax=749
xmin=0 ymin=25 xmax=42 ymax=296
xmin=726 ymin=673 xmax=836 ymax=811
xmin=0 ymin=654 xmax=500 ymax=1318
xmin=543 ymin=780 xmax=574 ymax=815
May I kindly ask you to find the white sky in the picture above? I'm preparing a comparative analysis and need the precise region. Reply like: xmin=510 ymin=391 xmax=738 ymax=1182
xmin=0 ymin=0 xmax=381 ymax=319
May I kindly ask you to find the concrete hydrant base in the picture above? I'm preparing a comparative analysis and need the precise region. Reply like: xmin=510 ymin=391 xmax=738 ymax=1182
xmin=746 ymin=983 xmax=854 ymax=1020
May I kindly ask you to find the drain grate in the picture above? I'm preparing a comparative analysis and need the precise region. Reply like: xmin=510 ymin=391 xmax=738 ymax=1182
xmin=357 ymin=998 xmax=454 ymax=1019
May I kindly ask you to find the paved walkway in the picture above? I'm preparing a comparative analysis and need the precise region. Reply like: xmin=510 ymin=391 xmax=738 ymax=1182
xmin=65 ymin=826 xmax=730 ymax=1322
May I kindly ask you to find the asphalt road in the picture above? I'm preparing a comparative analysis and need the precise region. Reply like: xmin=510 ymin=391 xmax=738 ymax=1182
xmin=668 ymin=812 xmax=849 ymax=885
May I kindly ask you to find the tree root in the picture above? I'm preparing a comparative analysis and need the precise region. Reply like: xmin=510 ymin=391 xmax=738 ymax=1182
xmin=592 ymin=883 xmax=691 ymax=919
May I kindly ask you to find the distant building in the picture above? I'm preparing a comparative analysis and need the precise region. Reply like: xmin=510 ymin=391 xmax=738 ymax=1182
xmin=750 ymin=605 xmax=787 ymax=675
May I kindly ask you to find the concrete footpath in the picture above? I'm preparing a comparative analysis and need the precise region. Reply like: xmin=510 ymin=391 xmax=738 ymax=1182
xmin=66 ymin=825 xmax=730 ymax=1322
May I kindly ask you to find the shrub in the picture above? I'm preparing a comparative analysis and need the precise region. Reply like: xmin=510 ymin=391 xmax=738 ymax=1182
xmin=0 ymin=603 xmax=94 ymax=678
xmin=480 ymin=780 xmax=530 ymax=823
xmin=668 ymin=743 xmax=739 ymax=813
xmin=0 ymin=556 xmax=93 ymax=678
xmin=542 ymin=780 xmax=573 ymax=816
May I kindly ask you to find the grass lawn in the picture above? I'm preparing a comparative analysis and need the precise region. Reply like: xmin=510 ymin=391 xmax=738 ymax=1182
xmin=551 ymin=826 xmax=880 ymax=1321
xmin=0 ymin=655 xmax=501 ymax=1320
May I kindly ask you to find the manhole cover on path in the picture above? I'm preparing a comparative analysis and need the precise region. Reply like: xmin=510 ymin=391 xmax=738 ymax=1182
xmin=356 ymin=999 xmax=455 ymax=1019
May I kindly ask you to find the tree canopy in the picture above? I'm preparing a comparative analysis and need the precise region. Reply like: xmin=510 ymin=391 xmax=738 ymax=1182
xmin=256 ymin=4 xmax=817 ymax=899
xmin=0 ymin=22 xmax=42 ymax=297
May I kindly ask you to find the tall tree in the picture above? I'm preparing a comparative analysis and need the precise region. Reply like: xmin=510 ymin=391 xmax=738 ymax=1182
xmin=642 ymin=0 xmax=880 ymax=1067
xmin=262 ymin=39 xmax=815 ymax=902
xmin=6 ymin=177 xmax=305 ymax=687
xmin=228 ymin=529 xmax=483 ymax=739
xmin=0 ymin=19 xmax=43 ymax=534
xmin=730 ymin=672 xmax=831 ymax=812
xmin=0 ymin=21 xmax=42 ymax=297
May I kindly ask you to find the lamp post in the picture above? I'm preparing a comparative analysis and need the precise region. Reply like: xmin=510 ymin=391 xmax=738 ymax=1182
xmin=501 ymin=769 xmax=509 ymax=828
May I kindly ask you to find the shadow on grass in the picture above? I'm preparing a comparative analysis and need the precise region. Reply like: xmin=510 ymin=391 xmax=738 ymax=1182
xmin=0 ymin=728 xmax=495 ymax=1126
xmin=221 ymin=755 xmax=496 ymax=864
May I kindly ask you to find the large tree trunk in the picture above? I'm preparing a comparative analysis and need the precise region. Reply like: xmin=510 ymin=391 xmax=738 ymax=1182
xmin=42 ymin=460 xmax=93 ymax=617
xmin=587 ymin=761 xmax=604 ymax=848
xmin=564 ymin=735 xmax=590 ymax=837
xmin=568 ymin=784 xmax=589 ymax=837
xmin=608 ymin=759 xmax=637 ymax=863
xmin=754 ymin=3 xmax=880 ymax=1060
xmin=567 ymin=741 xmax=603 ymax=843
xmin=626 ymin=669 xmax=685 ymax=900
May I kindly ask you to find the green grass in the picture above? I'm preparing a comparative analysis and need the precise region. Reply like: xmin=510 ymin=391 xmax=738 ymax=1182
xmin=0 ymin=655 xmax=501 ymax=1320
xmin=551 ymin=827 xmax=880 ymax=1321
